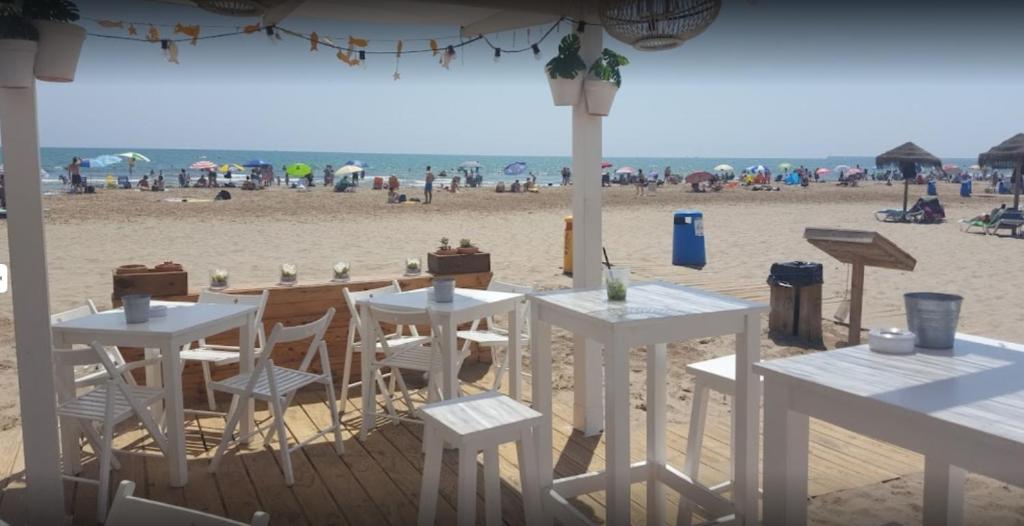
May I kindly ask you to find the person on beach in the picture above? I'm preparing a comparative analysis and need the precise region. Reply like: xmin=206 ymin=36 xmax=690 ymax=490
xmin=196 ymin=174 xmax=207 ymax=188
xmin=561 ymin=166 xmax=571 ymax=186
xmin=68 ymin=157 xmax=82 ymax=193
xmin=424 ymin=166 xmax=435 ymax=204
xmin=153 ymin=175 xmax=165 ymax=191
xmin=510 ymin=179 xmax=522 ymax=193
xmin=137 ymin=174 xmax=150 ymax=190
xmin=388 ymin=174 xmax=399 ymax=192
xmin=127 ymin=156 xmax=135 ymax=177
xmin=635 ymin=169 xmax=647 ymax=196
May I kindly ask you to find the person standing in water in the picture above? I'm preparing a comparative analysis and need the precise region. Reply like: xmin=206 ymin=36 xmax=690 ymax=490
xmin=68 ymin=157 xmax=82 ymax=193
xmin=424 ymin=165 xmax=435 ymax=204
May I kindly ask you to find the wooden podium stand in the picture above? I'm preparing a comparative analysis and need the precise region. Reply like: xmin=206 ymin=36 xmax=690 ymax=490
xmin=804 ymin=228 xmax=916 ymax=344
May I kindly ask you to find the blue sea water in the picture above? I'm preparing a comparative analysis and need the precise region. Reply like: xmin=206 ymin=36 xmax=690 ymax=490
xmin=3 ymin=147 xmax=979 ymax=190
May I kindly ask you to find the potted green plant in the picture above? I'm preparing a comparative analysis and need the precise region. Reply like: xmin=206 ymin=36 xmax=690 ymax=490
xmin=0 ymin=3 xmax=39 ymax=88
xmin=436 ymin=237 xmax=457 ymax=256
xmin=332 ymin=261 xmax=350 ymax=282
xmin=279 ymin=263 xmax=298 ymax=285
xmin=23 ymin=0 xmax=85 ymax=82
xmin=584 ymin=48 xmax=629 ymax=117
xmin=405 ymin=257 xmax=422 ymax=276
xmin=457 ymin=238 xmax=480 ymax=255
xmin=544 ymin=33 xmax=586 ymax=106
xmin=209 ymin=269 xmax=229 ymax=290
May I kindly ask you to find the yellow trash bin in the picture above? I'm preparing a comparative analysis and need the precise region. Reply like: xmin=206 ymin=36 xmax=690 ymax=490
xmin=563 ymin=216 xmax=573 ymax=276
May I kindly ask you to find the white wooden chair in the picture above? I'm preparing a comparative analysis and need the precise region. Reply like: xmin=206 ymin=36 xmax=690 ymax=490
xmin=339 ymin=282 xmax=427 ymax=413
xmin=418 ymin=391 xmax=543 ymax=526
xmin=56 ymin=342 xmax=168 ymax=520
xmin=107 ymin=480 xmax=269 ymax=526
xmin=180 ymin=290 xmax=270 ymax=413
xmin=456 ymin=280 xmax=532 ymax=391
xmin=360 ymin=304 xmax=443 ymax=438
xmin=208 ymin=308 xmax=342 ymax=486
xmin=51 ymin=300 xmax=136 ymax=388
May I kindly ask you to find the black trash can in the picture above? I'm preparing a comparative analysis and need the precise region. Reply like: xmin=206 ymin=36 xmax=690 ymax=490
xmin=768 ymin=261 xmax=823 ymax=342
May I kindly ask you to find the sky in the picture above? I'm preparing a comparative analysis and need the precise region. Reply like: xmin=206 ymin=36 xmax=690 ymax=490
xmin=25 ymin=0 xmax=1024 ymax=158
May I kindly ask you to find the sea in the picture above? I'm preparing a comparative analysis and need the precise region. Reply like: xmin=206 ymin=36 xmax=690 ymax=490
xmin=2 ymin=147 xmax=982 ymax=191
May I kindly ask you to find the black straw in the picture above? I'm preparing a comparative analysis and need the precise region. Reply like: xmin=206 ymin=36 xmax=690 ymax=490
xmin=602 ymin=248 xmax=613 ymax=269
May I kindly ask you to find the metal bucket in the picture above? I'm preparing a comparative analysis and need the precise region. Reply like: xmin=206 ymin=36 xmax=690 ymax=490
xmin=433 ymin=278 xmax=455 ymax=303
xmin=904 ymin=292 xmax=962 ymax=349
xmin=122 ymin=294 xmax=151 ymax=324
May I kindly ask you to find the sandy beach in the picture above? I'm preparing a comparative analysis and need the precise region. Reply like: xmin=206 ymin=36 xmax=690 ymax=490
xmin=1 ymin=181 xmax=1022 ymax=523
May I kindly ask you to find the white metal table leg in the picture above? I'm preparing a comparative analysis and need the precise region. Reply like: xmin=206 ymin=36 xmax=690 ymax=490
xmin=605 ymin=336 xmax=630 ymax=526
xmin=359 ymin=303 xmax=374 ymax=441
xmin=529 ymin=307 xmax=553 ymax=525
xmin=160 ymin=342 xmax=187 ymax=487
xmin=762 ymin=377 xmax=808 ymax=526
xmin=733 ymin=313 xmax=761 ymax=525
xmin=444 ymin=315 xmax=459 ymax=400
xmin=923 ymin=457 xmax=966 ymax=526
xmin=144 ymin=347 xmax=163 ymax=423
xmin=238 ymin=312 xmax=255 ymax=443
xmin=647 ymin=343 xmax=668 ymax=526
xmin=572 ymin=336 xmax=604 ymax=436
xmin=507 ymin=303 xmax=522 ymax=401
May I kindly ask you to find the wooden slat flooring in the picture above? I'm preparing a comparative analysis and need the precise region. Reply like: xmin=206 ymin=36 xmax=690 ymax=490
xmin=0 ymin=372 xmax=925 ymax=525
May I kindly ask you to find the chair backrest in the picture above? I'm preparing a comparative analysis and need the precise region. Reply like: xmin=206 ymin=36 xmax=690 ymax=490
xmin=259 ymin=308 xmax=335 ymax=376
xmin=366 ymin=304 xmax=440 ymax=355
xmin=50 ymin=301 xmax=97 ymax=325
xmin=342 ymin=281 xmax=401 ymax=329
xmin=196 ymin=289 xmax=270 ymax=349
xmin=107 ymin=480 xmax=269 ymax=526
xmin=486 ymin=280 xmax=534 ymax=335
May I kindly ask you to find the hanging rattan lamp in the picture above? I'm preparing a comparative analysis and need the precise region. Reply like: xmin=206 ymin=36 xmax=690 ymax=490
xmin=599 ymin=0 xmax=722 ymax=51
xmin=193 ymin=0 xmax=284 ymax=17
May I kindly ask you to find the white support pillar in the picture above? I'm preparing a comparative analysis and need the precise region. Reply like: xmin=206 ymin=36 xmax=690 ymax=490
xmin=570 ymin=25 xmax=605 ymax=435
xmin=0 ymin=82 xmax=66 ymax=525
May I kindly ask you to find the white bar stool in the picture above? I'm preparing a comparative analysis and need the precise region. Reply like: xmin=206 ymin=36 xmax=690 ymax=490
xmin=417 ymin=391 xmax=543 ymax=526
xmin=678 ymin=354 xmax=763 ymax=526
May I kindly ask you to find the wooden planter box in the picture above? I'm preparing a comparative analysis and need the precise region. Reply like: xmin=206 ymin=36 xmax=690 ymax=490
xmin=112 ymin=268 xmax=188 ymax=302
xmin=427 ymin=252 xmax=491 ymax=276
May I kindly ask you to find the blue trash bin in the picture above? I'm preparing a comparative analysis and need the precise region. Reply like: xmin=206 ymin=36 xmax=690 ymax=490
xmin=672 ymin=210 xmax=706 ymax=270
xmin=960 ymin=180 xmax=972 ymax=197
xmin=927 ymin=180 xmax=937 ymax=196
xmin=998 ymin=180 xmax=1010 ymax=194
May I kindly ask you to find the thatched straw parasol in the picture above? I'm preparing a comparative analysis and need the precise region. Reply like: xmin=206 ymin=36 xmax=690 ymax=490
xmin=978 ymin=133 xmax=1024 ymax=209
xmin=876 ymin=142 xmax=942 ymax=214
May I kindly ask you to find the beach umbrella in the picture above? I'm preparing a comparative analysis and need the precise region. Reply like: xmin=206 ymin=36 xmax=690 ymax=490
xmin=876 ymin=141 xmax=942 ymax=213
xmin=778 ymin=162 xmax=792 ymax=171
xmin=815 ymin=168 xmax=831 ymax=176
xmin=979 ymin=132 xmax=1024 ymax=209
xmin=217 ymin=163 xmax=245 ymax=173
xmin=344 ymin=160 xmax=369 ymax=168
xmin=459 ymin=161 xmax=481 ymax=169
xmin=334 ymin=165 xmax=363 ymax=176
xmin=713 ymin=164 xmax=733 ymax=172
xmin=968 ymin=164 xmax=982 ymax=171
xmin=190 ymin=160 xmax=217 ymax=170
xmin=685 ymin=171 xmax=714 ymax=184
xmin=834 ymin=164 xmax=851 ymax=173
xmin=115 ymin=152 xmax=151 ymax=163
xmin=242 ymin=159 xmax=271 ymax=168
xmin=614 ymin=166 xmax=635 ymax=175
xmin=503 ymin=161 xmax=527 ymax=176
xmin=80 ymin=155 xmax=122 ymax=168
xmin=942 ymin=164 xmax=959 ymax=172
xmin=601 ymin=161 xmax=614 ymax=168
xmin=846 ymin=167 xmax=864 ymax=176
xmin=286 ymin=163 xmax=312 ymax=177
xmin=746 ymin=164 xmax=767 ymax=173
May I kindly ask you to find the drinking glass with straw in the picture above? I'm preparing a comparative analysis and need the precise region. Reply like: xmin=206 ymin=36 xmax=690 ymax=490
xmin=603 ymin=248 xmax=629 ymax=301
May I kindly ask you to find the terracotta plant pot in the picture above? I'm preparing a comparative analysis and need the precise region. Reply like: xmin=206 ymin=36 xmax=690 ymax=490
xmin=0 ymin=39 xmax=38 ymax=89
xmin=436 ymin=249 xmax=458 ymax=256
xmin=155 ymin=261 xmax=183 ymax=272
xmin=457 ymin=247 xmax=480 ymax=255
xmin=115 ymin=264 xmax=148 ymax=275
xmin=32 ymin=21 xmax=86 ymax=82
xmin=584 ymin=79 xmax=619 ymax=117
xmin=547 ymin=75 xmax=584 ymax=106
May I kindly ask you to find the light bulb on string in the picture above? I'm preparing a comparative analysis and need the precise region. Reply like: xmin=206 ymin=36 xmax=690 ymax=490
xmin=359 ymin=50 xmax=366 ymax=69
xmin=493 ymin=47 xmax=501 ymax=63
xmin=531 ymin=43 xmax=541 ymax=61
xmin=577 ymin=20 xmax=586 ymax=33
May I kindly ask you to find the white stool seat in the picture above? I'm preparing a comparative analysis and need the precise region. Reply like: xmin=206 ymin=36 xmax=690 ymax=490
xmin=57 ymin=384 xmax=164 ymax=423
xmin=418 ymin=392 xmax=543 ymax=526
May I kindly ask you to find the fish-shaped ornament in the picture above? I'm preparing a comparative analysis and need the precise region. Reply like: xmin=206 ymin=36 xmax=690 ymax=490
xmin=174 ymin=23 xmax=200 ymax=45
xmin=146 ymin=25 xmax=160 ymax=42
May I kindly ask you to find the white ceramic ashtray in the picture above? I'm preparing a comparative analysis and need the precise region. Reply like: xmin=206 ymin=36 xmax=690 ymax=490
xmin=868 ymin=327 xmax=915 ymax=354
xmin=149 ymin=305 xmax=168 ymax=318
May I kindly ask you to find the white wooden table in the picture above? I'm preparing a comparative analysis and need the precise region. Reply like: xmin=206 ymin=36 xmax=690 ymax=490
xmin=755 ymin=333 xmax=1024 ymax=526
xmin=528 ymin=281 xmax=767 ymax=526
xmin=51 ymin=301 xmax=257 ymax=487
xmin=357 ymin=287 xmax=524 ymax=439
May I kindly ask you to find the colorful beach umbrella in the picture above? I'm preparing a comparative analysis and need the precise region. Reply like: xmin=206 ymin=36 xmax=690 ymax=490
xmin=459 ymin=161 xmax=481 ymax=169
xmin=713 ymin=164 xmax=733 ymax=172
xmin=286 ymin=163 xmax=312 ymax=177
xmin=845 ymin=167 xmax=864 ymax=176
xmin=116 ymin=152 xmax=151 ymax=162
xmin=242 ymin=159 xmax=271 ymax=168
xmin=334 ymin=165 xmax=363 ymax=176
xmin=815 ymin=168 xmax=831 ymax=175
xmin=217 ymin=164 xmax=244 ymax=174
xmin=503 ymin=161 xmax=527 ymax=176
xmin=190 ymin=160 xmax=217 ymax=170
xmin=601 ymin=161 xmax=614 ymax=168
xmin=614 ymin=166 xmax=635 ymax=175
xmin=942 ymin=164 xmax=960 ymax=172
xmin=746 ymin=165 xmax=767 ymax=173
xmin=685 ymin=171 xmax=714 ymax=184
xmin=80 ymin=155 xmax=122 ymax=168
xmin=344 ymin=160 xmax=368 ymax=168
xmin=778 ymin=162 xmax=792 ymax=171
xmin=834 ymin=164 xmax=851 ymax=173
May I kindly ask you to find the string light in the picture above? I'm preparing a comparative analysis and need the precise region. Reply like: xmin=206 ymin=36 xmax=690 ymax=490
xmin=493 ymin=47 xmax=501 ymax=62
xmin=531 ymin=43 xmax=541 ymax=60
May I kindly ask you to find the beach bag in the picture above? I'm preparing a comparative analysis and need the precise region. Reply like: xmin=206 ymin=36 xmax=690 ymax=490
xmin=215 ymin=190 xmax=232 ymax=201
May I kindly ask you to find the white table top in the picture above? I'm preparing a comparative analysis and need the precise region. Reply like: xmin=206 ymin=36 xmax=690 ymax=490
xmin=359 ymin=287 xmax=522 ymax=314
xmin=51 ymin=301 xmax=255 ymax=338
xmin=754 ymin=334 xmax=1024 ymax=446
xmin=530 ymin=281 xmax=766 ymax=327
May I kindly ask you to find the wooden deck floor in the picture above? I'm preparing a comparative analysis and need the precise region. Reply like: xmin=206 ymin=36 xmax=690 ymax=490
xmin=0 ymin=375 xmax=923 ymax=526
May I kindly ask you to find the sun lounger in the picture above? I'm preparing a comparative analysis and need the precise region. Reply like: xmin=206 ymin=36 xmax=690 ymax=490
xmin=986 ymin=209 xmax=1024 ymax=236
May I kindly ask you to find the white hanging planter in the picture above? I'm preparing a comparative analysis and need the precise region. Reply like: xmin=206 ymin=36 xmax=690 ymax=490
xmin=547 ymin=75 xmax=583 ymax=107
xmin=32 ymin=21 xmax=86 ymax=83
xmin=584 ymin=79 xmax=619 ymax=117
xmin=0 ymin=39 xmax=38 ymax=89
